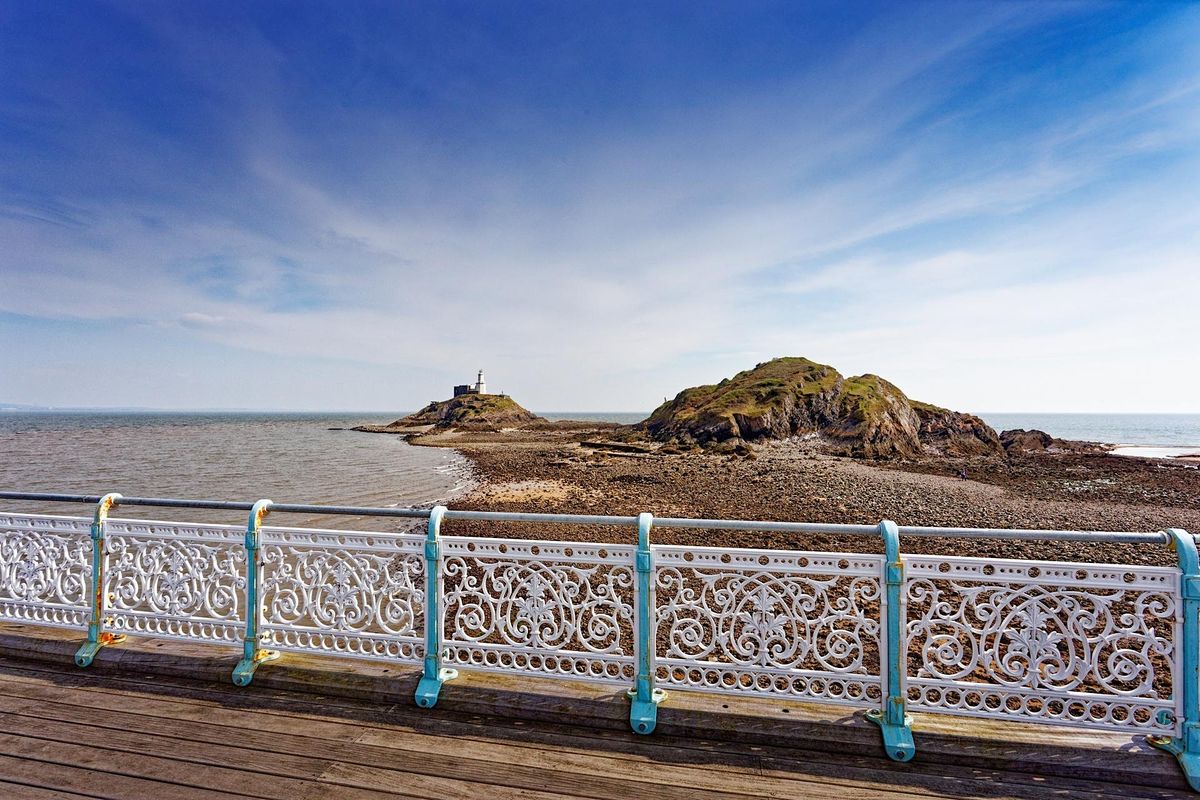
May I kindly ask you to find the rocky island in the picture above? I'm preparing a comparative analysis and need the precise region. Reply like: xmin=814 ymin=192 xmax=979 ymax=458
xmin=640 ymin=357 xmax=1000 ymax=458
xmin=355 ymin=392 xmax=543 ymax=433
xmin=355 ymin=358 xmax=1200 ymax=564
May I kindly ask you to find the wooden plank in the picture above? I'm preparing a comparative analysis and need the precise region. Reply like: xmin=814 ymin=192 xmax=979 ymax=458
xmin=0 ymin=667 xmax=1184 ymax=800
xmin=0 ymin=728 xmax=329 ymax=800
xmin=0 ymin=752 xmax=241 ymax=800
xmin=313 ymin=760 xmax=931 ymax=800
xmin=0 ymin=685 xmax=769 ymax=793
xmin=0 ymin=691 xmax=893 ymax=800
xmin=0 ymin=700 xmax=784 ymax=800
xmin=0 ymin=664 xmax=368 ymax=740
xmin=0 ymin=713 xmax=591 ymax=800
xmin=0 ymin=663 xmax=776 ymax=776
xmin=0 ymin=663 xmax=1187 ymax=800
xmin=0 ymin=779 xmax=96 ymax=800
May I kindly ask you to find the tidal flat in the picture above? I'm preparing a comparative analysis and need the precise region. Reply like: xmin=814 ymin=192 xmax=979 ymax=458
xmin=387 ymin=422 xmax=1200 ymax=567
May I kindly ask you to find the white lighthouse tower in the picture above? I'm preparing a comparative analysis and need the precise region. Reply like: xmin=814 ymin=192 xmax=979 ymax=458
xmin=474 ymin=369 xmax=487 ymax=395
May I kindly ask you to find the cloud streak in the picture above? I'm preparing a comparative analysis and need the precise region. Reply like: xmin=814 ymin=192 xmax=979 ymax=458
xmin=1 ymin=2 xmax=1197 ymax=411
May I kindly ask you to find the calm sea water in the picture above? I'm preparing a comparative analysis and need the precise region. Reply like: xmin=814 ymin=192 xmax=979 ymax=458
xmin=0 ymin=412 xmax=473 ymax=531
xmin=977 ymin=413 xmax=1200 ymax=447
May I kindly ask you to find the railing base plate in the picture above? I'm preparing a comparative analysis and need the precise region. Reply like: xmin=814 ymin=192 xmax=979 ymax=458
xmin=232 ymin=649 xmax=280 ymax=686
xmin=627 ymin=688 xmax=666 ymax=735
xmin=1150 ymin=736 xmax=1200 ymax=791
xmin=866 ymin=709 xmax=915 ymax=762
xmin=74 ymin=633 xmax=126 ymax=668
xmin=415 ymin=668 xmax=459 ymax=708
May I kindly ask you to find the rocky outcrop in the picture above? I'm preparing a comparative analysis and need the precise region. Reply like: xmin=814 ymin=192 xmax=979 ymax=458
xmin=641 ymin=357 xmax=1003 ymax=459
xmin=1000 ymin=428 xmax=1055 ymax=453
xmin=914 ymin=402 xmax=1003 ymax=456
xmin=391 ymin=394 xmax=543 ymax=430
xmin=1000 ymin=428 xmax=1109 ymax=455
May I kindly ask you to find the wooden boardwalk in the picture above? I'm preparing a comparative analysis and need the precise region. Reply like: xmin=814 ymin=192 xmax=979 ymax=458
xmin=0 ymin=639 xmax=1193 ymax=799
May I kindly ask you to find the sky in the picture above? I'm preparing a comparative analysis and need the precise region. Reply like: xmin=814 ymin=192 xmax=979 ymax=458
xmin=1 ymin=1 xmax=1198 ymax=414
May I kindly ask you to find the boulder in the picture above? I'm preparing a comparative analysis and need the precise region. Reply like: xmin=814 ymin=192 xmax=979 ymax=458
xmin=1000 ymin=428 xmax=1055 ymax=453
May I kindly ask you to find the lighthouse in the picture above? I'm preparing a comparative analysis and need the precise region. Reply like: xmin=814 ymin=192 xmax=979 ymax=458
xmin=452 ymin=369 xmax=490 ymax=397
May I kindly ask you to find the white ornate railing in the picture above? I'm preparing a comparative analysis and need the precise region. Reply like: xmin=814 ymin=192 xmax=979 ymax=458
xmin=104 ymin=518 xmax=247 ymax=644
xmin=441 ymin=536 xmax=636 ymax=684
xmin=259 ymin=525 xmax=425 ymax=662
xmin=0 ymin=493 xmax=1195 ymax=790
xmin=905 ymin=555 xmax=1178 ymax=733
xmin=653 ymin=545 xmax=884 ymax=706
xmin=0 ymin=513 xmax=90 ymax=629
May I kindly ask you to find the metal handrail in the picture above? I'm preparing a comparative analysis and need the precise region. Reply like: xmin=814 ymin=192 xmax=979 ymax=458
xmin=0 ymin=491 xmax=1170 ymax=542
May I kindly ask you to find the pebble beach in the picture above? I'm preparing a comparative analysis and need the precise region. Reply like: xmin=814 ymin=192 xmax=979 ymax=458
xmin=398 ymin=423 xmax=1200 ymax=568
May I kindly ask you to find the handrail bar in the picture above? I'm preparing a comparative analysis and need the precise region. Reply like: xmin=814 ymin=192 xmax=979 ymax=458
xmin=0 ymin=490 xmax=1174 ymax=542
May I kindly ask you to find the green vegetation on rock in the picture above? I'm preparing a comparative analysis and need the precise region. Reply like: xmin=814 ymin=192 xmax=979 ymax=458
xmin=642 ymin=357 xmax=1001 ymax=459
xmin=393 ymin=393 xmax=543 ymax=430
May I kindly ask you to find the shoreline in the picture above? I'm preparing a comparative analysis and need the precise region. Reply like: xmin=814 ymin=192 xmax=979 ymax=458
xmin=359 ymin=422 xmax=1200 ymax=568
xmin=1110 ymin=444 xmax=1200 ymax=461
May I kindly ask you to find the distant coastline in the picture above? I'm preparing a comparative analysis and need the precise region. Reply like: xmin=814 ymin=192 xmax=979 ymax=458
xmin=3 ymin=407 xmax=1198 ymax=448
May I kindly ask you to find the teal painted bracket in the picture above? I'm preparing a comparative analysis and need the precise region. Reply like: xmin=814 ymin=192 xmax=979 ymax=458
xmin=232 ymin=499 xmax=280 ymax=686
xmin=628 ymin=512 xmax=665 ymax=734
xmin=866 ymin=519 xmax=915 ymax=762
xmin=415 ymin=506 xmax=457 ymax=707
xmin=1151 ymin=528 xmax=1200 ymax=791
xmin=75 ymin=493 xmax=126 ymax=667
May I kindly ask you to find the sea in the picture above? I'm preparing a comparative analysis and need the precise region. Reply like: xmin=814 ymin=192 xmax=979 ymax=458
xmin=0 ymin=412 xmax=472 ymax=531
xmin=1 ymin=410 xmax=1197 ymax=528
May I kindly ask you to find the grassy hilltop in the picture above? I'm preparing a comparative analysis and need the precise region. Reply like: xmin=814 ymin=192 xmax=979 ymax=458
xmin=641 ymin=356 xmax=1001 ymax=459
xmin=394 ymin=393 xmax=544 ymax=430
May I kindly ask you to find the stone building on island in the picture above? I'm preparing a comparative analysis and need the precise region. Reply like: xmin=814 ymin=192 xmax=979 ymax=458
xmin=452 ymin=369 xmax=488 ymax=397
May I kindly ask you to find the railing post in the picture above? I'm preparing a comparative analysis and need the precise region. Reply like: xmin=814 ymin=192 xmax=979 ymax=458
xmin=415 ymin=505 xmax=457 ymax=707
xmin=74 ymin=492 xmax=125 ymax=667
xmin=866 ymin=519 xmax=915 ymax=761
xmin=628 ymin=511 xmax=665 ymax=734
xmin=1150 ymin=528 xmax=1200 ymax=790
xmin=232 ymin=499 xmax=279 ymax=686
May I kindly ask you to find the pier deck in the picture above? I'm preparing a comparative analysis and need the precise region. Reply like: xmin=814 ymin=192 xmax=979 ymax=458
xmin=0 ymin=625 xmax=1192 ymax=800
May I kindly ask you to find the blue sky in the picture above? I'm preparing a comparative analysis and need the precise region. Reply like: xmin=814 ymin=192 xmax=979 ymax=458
xmin=1 ymin=2 xmax=1197 ymax=412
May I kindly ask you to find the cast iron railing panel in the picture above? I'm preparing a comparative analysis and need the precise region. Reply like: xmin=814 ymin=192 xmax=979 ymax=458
xmin=905 ymin=554 xmax=1180 ymax=734
xmin=259 ymin=525 xmax=425 ymax=662
xmin=104 ymin=518 xmax=247 ymax=644
xmin=653 ymin=545 xmax=883 ymax=706
xmin=440 ymin=536 xmax=636 ymax=685
xmin=0 ymin=513 xmax=91 ymax=629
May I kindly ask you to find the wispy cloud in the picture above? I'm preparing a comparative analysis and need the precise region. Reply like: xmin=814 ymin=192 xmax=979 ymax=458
xmin=1 ymin=2 xmax=1197 ymax=411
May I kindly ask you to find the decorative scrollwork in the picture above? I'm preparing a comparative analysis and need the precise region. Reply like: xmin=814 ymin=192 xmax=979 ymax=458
xmin=105 ymin=523 xmax=246 ymax=642
xmin=653 ymin=547 xmax=883 ymax=705
xmin=906 ymin=556 xmax=1178 ymax=731
xmin=260 ymin=535 xmax=425 ymax=663
xmin=0 ymin=515 xmax=91 ymax=628
xmin=441 ymin=538 xmax=635 ymax=684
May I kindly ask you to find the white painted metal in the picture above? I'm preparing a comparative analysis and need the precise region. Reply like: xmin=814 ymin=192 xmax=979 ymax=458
xmin=0 ymin=513 xmax=91 ymax=629
xmin=259 ymin=525 xmax=426 ymax=663
xmin=653 ymin=545 xmax=884 ymax=706
xmin=0 ymin=507 xmax=1185 ymax=739
xmin=905 ymin=554 xmax=1179 ymax=734
xmin=439 ymin=536 xmax=637 ymax=685
xmin=103 ymin=518 xmax=247 ymax=643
